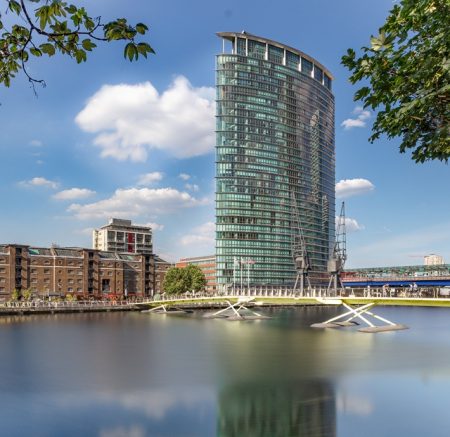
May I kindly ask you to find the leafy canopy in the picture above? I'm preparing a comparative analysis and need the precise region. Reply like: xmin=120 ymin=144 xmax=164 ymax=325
xmin=342 ymin=0 xmax=450 ymax=163
xmin=0 ymin=0 xmax=154 ymax=90
xmin=163 ymin=265 xmax=207 ymax=295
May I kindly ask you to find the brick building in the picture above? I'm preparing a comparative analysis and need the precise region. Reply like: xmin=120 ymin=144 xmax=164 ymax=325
xmin=0 ymin=244 xmax=155 ymax=301
xmin=154 ymin=255 xmax=173 ymax=295
xmin=176 ymin=255 xmax=216 ymax=293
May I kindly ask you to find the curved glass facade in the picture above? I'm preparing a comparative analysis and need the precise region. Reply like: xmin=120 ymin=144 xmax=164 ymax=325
xmin=216 ymin=32 xmax=335 ymax=289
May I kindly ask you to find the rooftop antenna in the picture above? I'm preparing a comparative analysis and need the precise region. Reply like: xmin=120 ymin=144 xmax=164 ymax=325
xmin=291 ymin=192 xmax=312 ymax=296
xmin=327 ymin=201 xmax=347 ymax=296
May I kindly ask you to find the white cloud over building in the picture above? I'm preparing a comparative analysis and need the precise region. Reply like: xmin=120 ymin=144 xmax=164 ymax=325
xmin=180 ymin=222 xmax=215 ymax=247
xmin=336 ymin=178 xmax=374 ymax=198
xmin=19 ymin=177 xmax=59 ymax=189
xmin=68 ymin=187 xmax=208 ymax=220
xmin=53 ymin=188 xmax=96 ymax=200
xmin=75 ymin=76 xmax=215 ymax=162
xmin=137 ymin=172 xmax=164 ymax=186
xmin=341 ymin=106 xmax=371 ymax=130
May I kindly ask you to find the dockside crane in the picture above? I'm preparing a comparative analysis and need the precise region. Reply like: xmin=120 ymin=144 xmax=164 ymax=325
xmin=327 ymin=201 xmax=347 ymax=296
xmin=291 ymin=192 xmax=312 ymax=296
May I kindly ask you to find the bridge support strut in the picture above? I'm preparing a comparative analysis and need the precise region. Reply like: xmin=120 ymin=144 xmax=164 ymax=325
xmin=311 ymin=301 xmax=408 ymax=332
xmin=204 ymin=299 xmax=269 ymax=320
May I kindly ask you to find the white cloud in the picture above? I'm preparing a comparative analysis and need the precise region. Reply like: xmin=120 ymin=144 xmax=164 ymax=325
xmin=185 ymin=183 xmax=199 ymax=192
xmin=142 ymin=222 xmax=165 ymax=231
xmin=337 ymin=394 xmax=373 ymax=416
xmin=180 ymin=221 xmax=215 ymax=246
xmin=75 ymin=76 xmax=215 ymax=162
xmin=74 ymin=227 xmax=94 ymax=236
xmin=68 ymin=187 xmax=208 ymax=220
xmin=341 ymin=106 xmax=371 ymax=130
xmin=336 ymin=178 xmax=375 ymax=198
xmin=29 ymin=139 xmax=43 ymax=147
xmin=344 ymin=217 xmax=365 ymax=232
xmin=53 ymin=188 xmax=96 ymax=200
xmin=97 ymin=388 xmax=214 ymax=421
xmin=100 ymin=426 xmax=145 ymax=437
xmin=136 ymin=172 xmax=163 ymax=186
xmin=157 ymin=251 xmax=177 ymax=263
xmin=178 ymin=173 xmax=191 ymax=181
xmin=20 ymin=177 xmax=59 ymax=189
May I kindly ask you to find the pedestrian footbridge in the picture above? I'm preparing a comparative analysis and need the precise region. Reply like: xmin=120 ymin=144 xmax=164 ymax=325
xmin=136 ymin=293 xmax=450 ymax=333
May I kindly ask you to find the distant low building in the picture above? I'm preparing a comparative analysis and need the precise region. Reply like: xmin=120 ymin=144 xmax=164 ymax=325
xmin=424 ymin=254 xmax=445 ymax=266
xmin=0 ymin=244 xmax=155 ymax=300
xmin=176 ymin=255 xmax=216 ymax=293
xmin=93 ymin=218 xmax=153 ymax=254
xmin=342 ymin=263 xmax=450 ymax=288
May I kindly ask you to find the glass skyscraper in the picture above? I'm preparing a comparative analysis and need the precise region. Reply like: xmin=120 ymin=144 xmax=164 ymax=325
xmin=215 ymin=32 xmax=335 ymax=290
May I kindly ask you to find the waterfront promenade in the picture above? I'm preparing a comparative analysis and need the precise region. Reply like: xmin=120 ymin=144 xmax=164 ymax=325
xmin=2 ymin=286 xmax=450 ymax=316
xmin=0 ymin=299 xmax=140 ymax=315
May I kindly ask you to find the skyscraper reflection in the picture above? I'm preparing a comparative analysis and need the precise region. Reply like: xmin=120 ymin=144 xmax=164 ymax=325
xmin=217 ymin=379 xmax=336 ymax=437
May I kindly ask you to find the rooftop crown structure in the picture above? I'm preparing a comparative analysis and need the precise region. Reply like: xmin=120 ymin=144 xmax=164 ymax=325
xmin=215 ymin=32 xmax=335 ymax=290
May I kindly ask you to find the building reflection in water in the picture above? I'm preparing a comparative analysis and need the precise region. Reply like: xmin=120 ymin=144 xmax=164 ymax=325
xmin=217 ymin=379 xmax=336 ymax=437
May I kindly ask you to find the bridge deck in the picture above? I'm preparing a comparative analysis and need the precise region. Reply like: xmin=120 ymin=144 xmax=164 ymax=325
xmin=136 ymin=296 xmax=450 ymax=309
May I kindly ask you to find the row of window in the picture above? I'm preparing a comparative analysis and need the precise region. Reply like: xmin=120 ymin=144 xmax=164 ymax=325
xmin=219 ymin=50 xmax=332 ymax=91
xmin=217 ymin=261 xmax=295 ymax=271
xmin=217 ymin=74 xmax=333 ymax=107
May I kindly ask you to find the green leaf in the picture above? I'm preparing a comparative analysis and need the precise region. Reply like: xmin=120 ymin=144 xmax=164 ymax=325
xmin=354 ymin=86 xmax=371 ymax=101
xmin=85 ymin=18 xmax=95 ymax=31
xmin=137 ymin=42 xmax=155 ymax=57
xmin=124 ymin=42 xmax=137 ymax=61
xmin=65 ymin=5 xmax=77 ymax=14
xmin=8 ymin=1 xmax=21 ymax=15
xmin=36 ymin=6 xmax=50 ymax=30
xmin=81 ymin=39 xmax=96 ymax=51
xmin=75 ymin=49 xmax=87 ymax=63
xmin=135 ymin=23 xmax=148 ymax=35
xmin=30 ymin=48 xmax=42 ymax=57
xmin=40 ymin=43 xmax=56 ymax=56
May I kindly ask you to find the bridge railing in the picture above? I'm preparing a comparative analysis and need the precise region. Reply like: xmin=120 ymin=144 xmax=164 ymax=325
xmin=145 ymin=285 xmax=449 ymax=303
xmin=1 ymin=300 xmax=137 ymax=310
xmin=3 ymin=286 xmax=449 ymax=309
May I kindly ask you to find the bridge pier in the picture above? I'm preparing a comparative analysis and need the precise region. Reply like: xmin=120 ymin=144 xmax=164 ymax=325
xmin=311 ymin=300 xmax=408 ymax=333
xmin=204 ymin=299 xmax=270 ymax=320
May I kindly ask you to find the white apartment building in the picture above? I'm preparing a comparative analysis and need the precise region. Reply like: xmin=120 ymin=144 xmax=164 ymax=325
xmin=93 ymin=218 xmax=153 ymax=254
xmin=424 ymin=254 xmax=445 ymax=266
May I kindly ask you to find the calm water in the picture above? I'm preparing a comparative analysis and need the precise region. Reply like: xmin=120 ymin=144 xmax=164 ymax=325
xmin=1 ymin=306 xmax=450 ymax=436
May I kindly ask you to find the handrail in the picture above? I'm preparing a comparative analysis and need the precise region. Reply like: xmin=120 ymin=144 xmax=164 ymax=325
xmin=1 ymin=286 xmax=448 ymax=309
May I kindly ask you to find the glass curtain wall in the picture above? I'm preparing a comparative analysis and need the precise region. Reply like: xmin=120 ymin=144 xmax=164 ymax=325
xmin=216 ymin=33 xmax=335 ymax=290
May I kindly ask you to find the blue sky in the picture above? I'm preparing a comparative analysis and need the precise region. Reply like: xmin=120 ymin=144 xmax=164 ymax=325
xmin=0 ymin=0 xmax=449 ymax=267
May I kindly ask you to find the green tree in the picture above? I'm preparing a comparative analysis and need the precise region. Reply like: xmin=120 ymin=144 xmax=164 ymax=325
xmin=342 ymin=0 xmax=450 ymax=163
xmin=10 ymin=288 xmax=20 ymax=301
xmin=65 ymin=293 xmax=76 ymax=302
xmin=22 ymin=288 xmax=32 ymax=300
xmin=162 ymin=265 xmax=207 ymax=295
xmin=1 ymin=1 xmax=153 ymax=90
xmin=184 ymin=264 xmax=207 ymax=293
xmin=163 ymin=267 xmax=189 ymax=295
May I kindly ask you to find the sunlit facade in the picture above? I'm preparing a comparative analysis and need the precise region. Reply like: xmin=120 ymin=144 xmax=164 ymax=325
xmin=215 ymin=32 xmax=335 ymax=289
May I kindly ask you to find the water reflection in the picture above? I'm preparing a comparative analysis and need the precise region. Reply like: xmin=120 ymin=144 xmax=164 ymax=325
xmin=1 ymin=308 xmax=450 ymax=436
xmin=218 ymin=380 xmax=335 ymax=437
